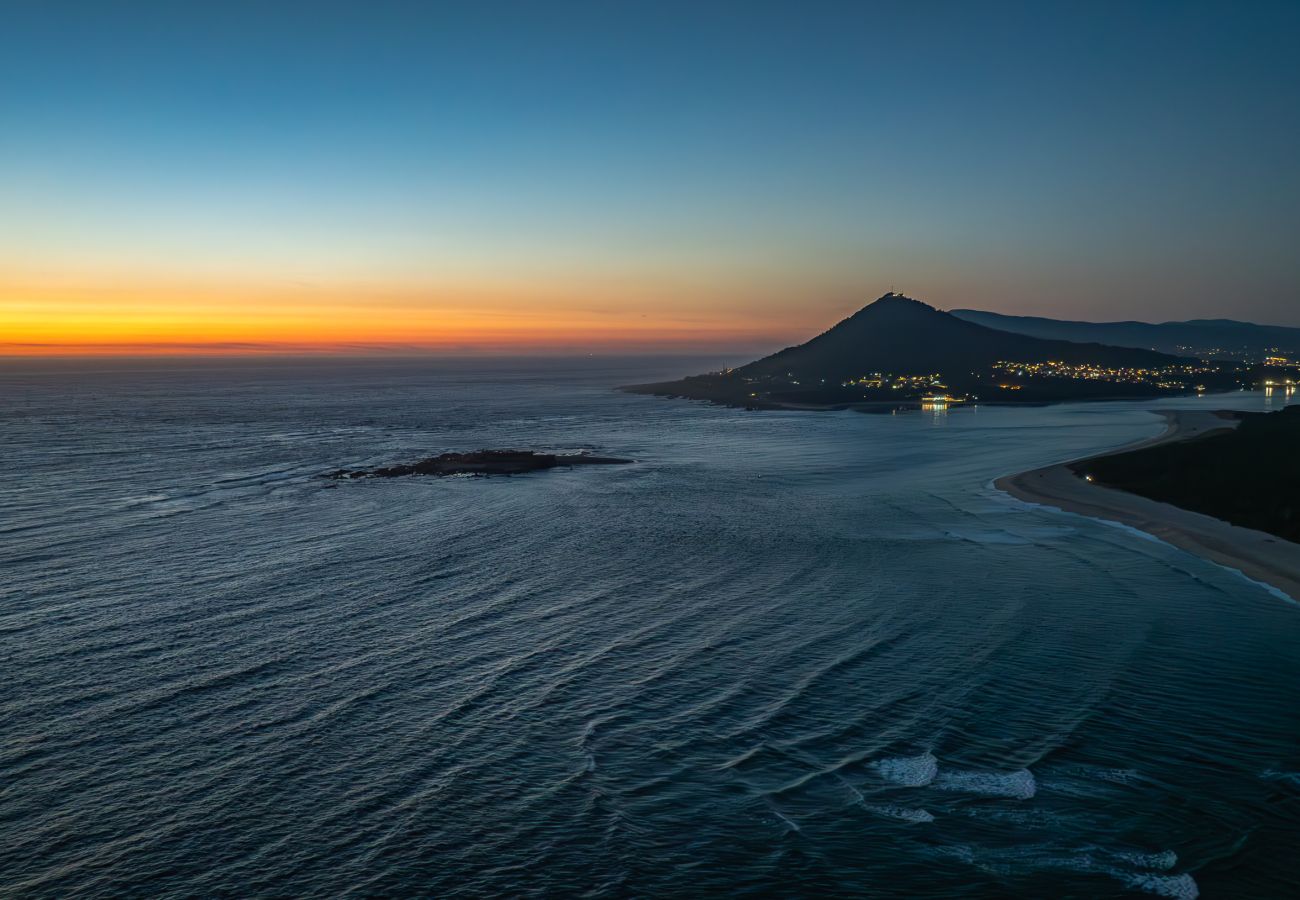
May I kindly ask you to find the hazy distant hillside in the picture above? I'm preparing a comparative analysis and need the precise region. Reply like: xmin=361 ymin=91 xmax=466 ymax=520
xmin=951 ymin=309 xmax=1300 ymax=359
xmin=740 ymin=294 xmax=1184 ymax=381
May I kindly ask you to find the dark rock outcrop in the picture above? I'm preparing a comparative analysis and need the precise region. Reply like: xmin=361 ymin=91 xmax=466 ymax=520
xmin=327 ymin=449 xmax=632 ymax=479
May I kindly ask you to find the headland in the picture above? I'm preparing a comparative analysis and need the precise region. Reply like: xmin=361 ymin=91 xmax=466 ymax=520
xmin=997 ymin=408 xmax=1300 ymax=602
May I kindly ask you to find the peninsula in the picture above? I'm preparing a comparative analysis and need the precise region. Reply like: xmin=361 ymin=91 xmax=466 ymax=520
xmin=998 ymin=406 xmax=1300 ymax=601
xmin=624 ymin=293 xmax=1248 ymax=410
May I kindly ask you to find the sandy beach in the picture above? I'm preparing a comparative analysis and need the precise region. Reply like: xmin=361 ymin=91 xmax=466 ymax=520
xmin=997 ymin=409 xmax=1300 ymax=603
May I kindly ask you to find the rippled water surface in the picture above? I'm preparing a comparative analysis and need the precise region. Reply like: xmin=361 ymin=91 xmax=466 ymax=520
xmin=2 ymin=357 xmax=1298 ymax=898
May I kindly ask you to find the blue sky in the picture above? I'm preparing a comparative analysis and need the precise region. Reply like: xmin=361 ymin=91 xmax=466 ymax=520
xmin=2 ymin=1 xmax=1298 ymax=350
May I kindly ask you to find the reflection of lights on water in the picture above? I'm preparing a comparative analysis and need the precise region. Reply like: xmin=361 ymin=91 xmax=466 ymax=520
xmin=920 ymin=394 xmax=957 ymax=414
xmin=1262 ymin=382 xmax=1296 ymax=406
xmin=919 ymin=396 xmax=950 ymax=422
xmin=923 ymin=404 xmax=948 ymax=423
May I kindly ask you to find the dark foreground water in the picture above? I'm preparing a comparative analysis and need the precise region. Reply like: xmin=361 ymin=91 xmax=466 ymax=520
xmin=2 ymin=357 xmax=1298 ymax=899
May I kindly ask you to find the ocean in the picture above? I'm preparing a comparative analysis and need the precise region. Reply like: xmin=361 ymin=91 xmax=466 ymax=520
xmin=2 ymin=357 xmax=1297 ymax=898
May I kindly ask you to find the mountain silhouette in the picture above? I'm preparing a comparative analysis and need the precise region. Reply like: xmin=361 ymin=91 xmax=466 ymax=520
xmin=739 ymin=293 xmax=1183 ymax=380
xmin=623 ymin=293 xmax=1207 ymax=408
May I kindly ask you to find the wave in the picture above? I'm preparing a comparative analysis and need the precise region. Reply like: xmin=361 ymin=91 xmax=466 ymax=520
xmin=1114 ymin=850 xmax=1177 ymax=871
xmin=942 ymin=528 xmax=1034 ymax=545
xmin=871 ymin=752 xmax=938 ymax=787
xmin=1038 ymin=765 xmax=1143 ymax=796
xmin=869 ymin=753 xmax=1035 ymax=799
xmin=579 ymin=720 xmax=598 ymax=773
xmin=861 ymin=803 xmax=934 ymax=823
xmin=1081 ymin=767 xmax=1142 ymax=785
xmin=763 ymin=799 xmax=801 ymax=834
xmin=933 ymin=768 xmax=1036 ymax=800
xmin=1261 ymin=769 xmax=1300 ymax=786
xmin=1125 ymin=873 xmax=1199 ymax=899
xmin=930 ymin=842 xmax=1194 ymax=898
xmin=1000 ymin=489 xmax=1297 ymax=605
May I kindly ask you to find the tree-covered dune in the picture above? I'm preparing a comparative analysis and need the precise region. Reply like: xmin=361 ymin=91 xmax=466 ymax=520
xmin=1079 ymin=405 xmax=1300 ymax=542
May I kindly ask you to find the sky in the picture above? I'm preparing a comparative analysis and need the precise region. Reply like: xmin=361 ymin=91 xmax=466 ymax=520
xmin=2 ymin=1 xmax=1298 ymax=354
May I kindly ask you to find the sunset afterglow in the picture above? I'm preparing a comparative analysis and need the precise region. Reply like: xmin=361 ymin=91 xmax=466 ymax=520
xmin=3 ymin=3 xmax=1298 ymax=354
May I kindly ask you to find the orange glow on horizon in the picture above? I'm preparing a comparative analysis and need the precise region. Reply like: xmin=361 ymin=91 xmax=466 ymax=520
xmin=0 ymin=269 xmax=818 ymax=356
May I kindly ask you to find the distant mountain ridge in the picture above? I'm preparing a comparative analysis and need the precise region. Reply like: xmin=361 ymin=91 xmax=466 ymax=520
xmin=951 ymin=309 xmax=1300 ymax=358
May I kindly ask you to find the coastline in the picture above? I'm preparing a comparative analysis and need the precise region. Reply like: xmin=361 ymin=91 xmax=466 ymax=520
xmin=996 ymin=409 xmax=1300 ymax=603
xmin=621 ymin=381 xmax=1208 ymax=413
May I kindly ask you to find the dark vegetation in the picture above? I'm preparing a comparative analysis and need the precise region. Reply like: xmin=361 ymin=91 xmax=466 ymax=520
xmin=1078 ymin=405 xmax=1300 ymax=543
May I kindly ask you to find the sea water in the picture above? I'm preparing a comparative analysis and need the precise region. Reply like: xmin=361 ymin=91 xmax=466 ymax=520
xmin=1 ymin=357 xmax=1297 ymax=898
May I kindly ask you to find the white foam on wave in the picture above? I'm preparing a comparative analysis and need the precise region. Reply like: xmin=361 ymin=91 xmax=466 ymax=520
xmin=579 ymin=721 xmax=597 ymax=773
xmin=956 ymin=805 xmax=1065 ymax=829
xmin=934 ymin=768 xmax=1036 ymax=799
xmin=872 ymin=752 xmax=938 ymax=787
xmin=931 ymin=844 xmax=977 ymax=865
xmin=1004 ymin=491 xmax=1298 ymax=606
xmin=928 ymin=844 xmax=1101 ymax=877
xmin=862 ymin=803 xmax=934 ymax=823
xmin=931 ymin=841 xmax=1194 ymax=897
xmin=1113 ymin=850 xmax=1177 ymax=870
xmin=1086 ymin=767 xmax=1142 ymax=785
xmin=1125 ymin=873 xmax=1199 ymax=899
xmin=1086 ymin=516 xmax=1165 ymax=544
xmin=1041 ymin=765 xmax=1143 ymax=795
xmin=120 ymin=493 xmax=169 ymax=507
xmin=1219 ymin=566 xmax=1298 ymax=605
xmin=836 ymin=775 xmax=866 ymax=804
xmin=1261 ymin=768 xmax=1300 ymax=785
xmin=771 ymin=809 xmax=801 ymax=833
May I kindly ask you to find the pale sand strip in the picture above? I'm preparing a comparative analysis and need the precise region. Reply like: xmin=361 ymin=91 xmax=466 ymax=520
xmin=996 ymin=410 xmax=1300 ymax=603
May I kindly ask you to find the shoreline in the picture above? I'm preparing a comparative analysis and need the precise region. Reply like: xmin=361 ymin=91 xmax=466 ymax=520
xmin=996 ymin=409 xmax=1300 ymax=604
xmin=621 ymin=382 xmax=1207 ymax=413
